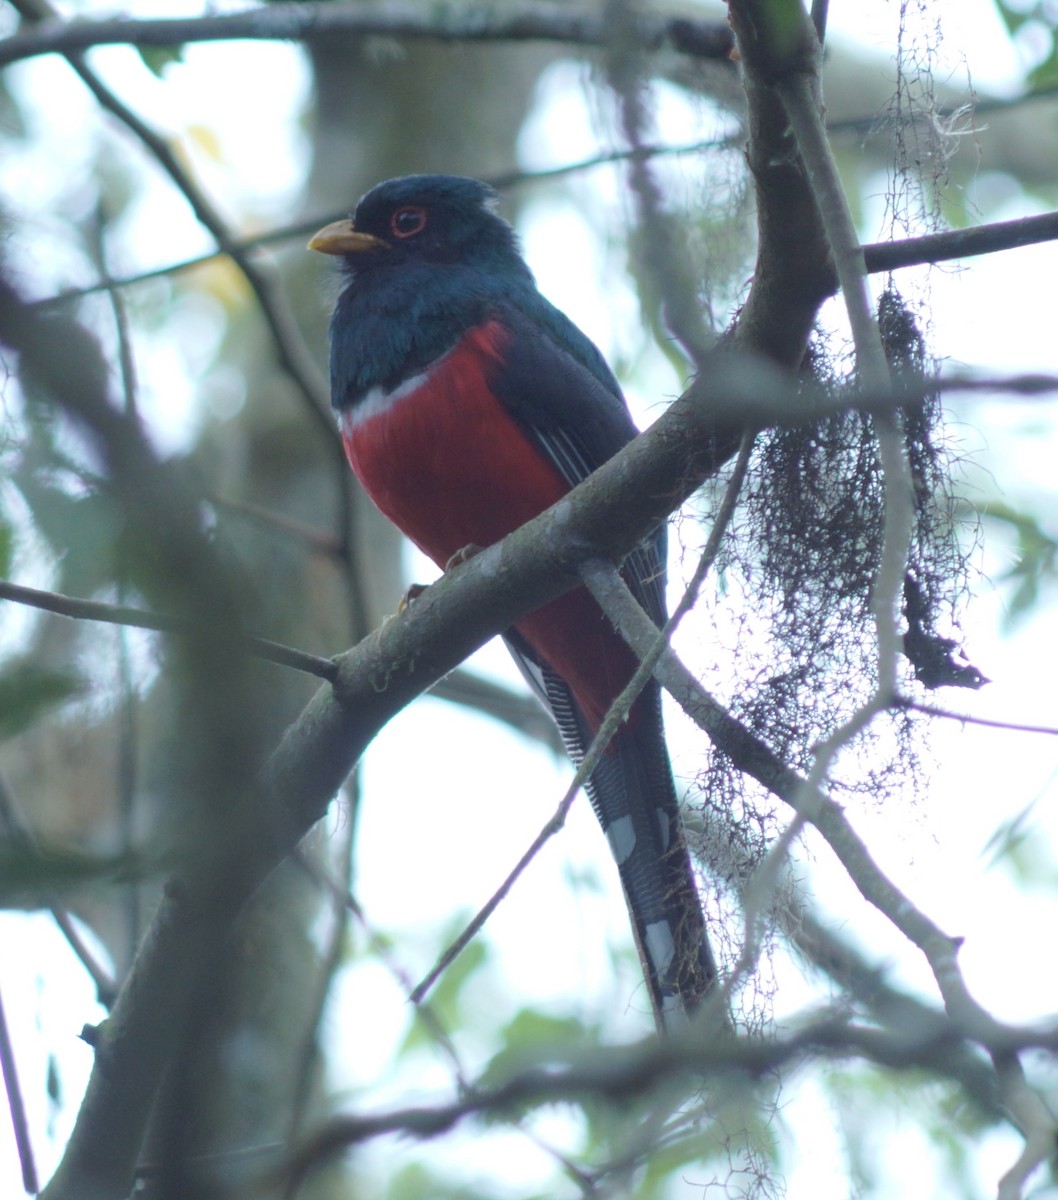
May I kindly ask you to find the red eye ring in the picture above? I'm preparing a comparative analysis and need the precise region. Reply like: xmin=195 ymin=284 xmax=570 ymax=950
xmin=390 ymin=205 xmax=427 ymax=238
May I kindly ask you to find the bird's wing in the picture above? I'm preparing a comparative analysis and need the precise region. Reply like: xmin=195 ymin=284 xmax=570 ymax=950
xmin=489 ymin=301 xmax=668 ymax=629
xmin=487 ymin=302 xmax=714 ymax=1027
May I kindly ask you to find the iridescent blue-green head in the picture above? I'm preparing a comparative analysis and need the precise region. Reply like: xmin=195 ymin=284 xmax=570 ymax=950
xmin=309 ymin=174 xmax=532 ymax=283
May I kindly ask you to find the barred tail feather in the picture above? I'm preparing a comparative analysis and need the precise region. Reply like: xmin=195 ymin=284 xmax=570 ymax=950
xmin=591 ymin=693 xmax=716 ymax=1030
xmin=505 ymin=628 xmax=715 ymax=1030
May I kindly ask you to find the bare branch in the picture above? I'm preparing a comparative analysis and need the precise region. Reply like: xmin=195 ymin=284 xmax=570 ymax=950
xmin=0 ymin=984 xmax=38 ymax=1194
xmin=574 ymin=557 xmax=1006 ymax=1043
xmin=8 ymin=0 xmax=345 ymax=490
xmin=0 ymin=775 xmax=119 ymax=1008
xmin=0 ymin=2 xmax=733 ymax=70
xmin=0 ymin=579 xmax=338 ymax=681
xmin=897 ymin=697 xmax=1058 ymax=737
xmin=285 ymin=1007 xmax=1019 ymax=1188
xmin=864 ymin=209 xmax=1058 ymax=273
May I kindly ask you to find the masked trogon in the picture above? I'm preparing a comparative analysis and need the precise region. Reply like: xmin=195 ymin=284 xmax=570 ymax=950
xmin=310 ymin=174 xmax=715 ymax=1029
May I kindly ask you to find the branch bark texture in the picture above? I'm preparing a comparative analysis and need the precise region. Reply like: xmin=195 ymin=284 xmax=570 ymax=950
xmin=0 ymin=2 xmax=733 ymax=69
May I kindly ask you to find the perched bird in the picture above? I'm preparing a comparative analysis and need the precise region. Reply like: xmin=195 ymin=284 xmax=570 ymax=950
xmin=310 ymin=175 xmax=715 ymax=1029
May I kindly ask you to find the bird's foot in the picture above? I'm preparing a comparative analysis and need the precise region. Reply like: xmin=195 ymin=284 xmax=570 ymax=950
xmin=445 ymin=543 xmax=485 ymax=571
xmin=397 ymin=582 xmax=429 ymax=614
xmin=386 ymin=546 xmax=483 ymax=624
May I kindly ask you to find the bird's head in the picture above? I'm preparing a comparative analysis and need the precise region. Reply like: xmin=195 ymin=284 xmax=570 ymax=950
xmin=309 ymin=175 xmax=529 ymax=280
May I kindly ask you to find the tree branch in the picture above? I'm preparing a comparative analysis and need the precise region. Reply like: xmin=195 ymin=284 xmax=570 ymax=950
xmin=0 ymin=2 xmax=733 ymax=70
xmin=897 ymin=697 xmax=1058 ymax=737
xmin=576 ymin=554 xmax=1056 ymax=1188
xmin=27 ymin=195 xmax=1058 ymax=316
xmin=0 ymin=579 xmax=337 ymax=681
xmin=8 ymin=0 xmax=333 ymax=424
xmin=0 ymin=984 xmax=38 ymax=1194
xmin=286 ymin=1004 xmax=1024 ymax=1189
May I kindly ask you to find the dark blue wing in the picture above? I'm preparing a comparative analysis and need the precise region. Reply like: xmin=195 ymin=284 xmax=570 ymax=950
xmin=488 ymin=300 xmax=715 ymax=1028
xmin=490 ymin=300 xmax=668 ymax=631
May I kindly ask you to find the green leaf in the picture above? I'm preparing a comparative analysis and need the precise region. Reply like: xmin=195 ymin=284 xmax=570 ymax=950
xmin=0 ymin=512 xmax=13 ymax=579
xmin=399 ymin=925 xmax=489 ymax=1055
xmin=136 ymin=44 xmax=185 ymax=78
xmin=387 ymin=1161 xmax=492 ymax=1200
xmin=0 ymin=662 xmax=82 ymax=741
xmin=479 ymin=1007 xmax=587 ymax=1087
xmin=0 ymin=845 xmax=144 ymax=906
xmin=994 ymin=2 xmax=1030 ymax=37
xmin=11 ymin=470 xmax=126 ymax=598
xmin=981 ymin=500 xmax=1058 ymax=625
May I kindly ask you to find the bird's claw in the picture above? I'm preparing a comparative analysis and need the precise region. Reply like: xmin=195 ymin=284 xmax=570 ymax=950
xmin=445 ymin=543 xmax=484 ymax=571
xmin=397 ymin=582 xmax=429 ymax=614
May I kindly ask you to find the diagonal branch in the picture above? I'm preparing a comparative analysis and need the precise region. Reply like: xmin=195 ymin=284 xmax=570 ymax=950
xmin=8 ymin=0 xmax=332 ymax=424
xmin=576 ymin=559 xmax=1008 ymax=1045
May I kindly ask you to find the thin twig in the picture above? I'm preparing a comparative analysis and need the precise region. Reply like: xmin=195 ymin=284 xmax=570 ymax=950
xmin=208 ymin=494 xmax=344 ymax=559
xmin=409 ymin=776 xmax=581 ymax=1005
xmin=0 ymin=983 xmax=38 ymax=1195
xmin=88 ymin=203 xmax=144 ymax=966
xmin=574 ymin=558 xmax=1008 ymax=1039
xmin=0 ymin=775 xmax=118 ymax=1008
xmin=896 ymin=697 xmax=1058 ymax=737
xmin=7 ymin=0 xmax=332 ymax=423
xmin=0 ymin=580 xmax=337 ymax=681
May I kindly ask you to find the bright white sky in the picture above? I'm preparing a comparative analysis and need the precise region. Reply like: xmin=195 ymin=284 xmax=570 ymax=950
xmin=2 ymin=1 xmax=1058 ymax=1197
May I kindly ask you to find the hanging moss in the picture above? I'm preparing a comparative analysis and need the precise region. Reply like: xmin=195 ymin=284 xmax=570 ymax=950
xmin=690 ymin=286 xmax=984 ymax=948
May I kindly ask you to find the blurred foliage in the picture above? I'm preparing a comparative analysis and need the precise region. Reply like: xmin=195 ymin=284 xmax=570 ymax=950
xmin=983 ymin=802 xmax=1058 ymax=887
xmin=981 ymin=500 xmax=1058 ymax=626
xmin=0 ymin=843 xmax=141 ymax=907
xmin=135 ymin=44 xmax=185 ymax=79
xmin=399 ymin=928 xmax=489 ymax=1056
xmin=0 ymin=660 xmax=81 ymax=742
xmin=994 ymin=1 xmax=1058 ymax=89
xmin=826 ymin=1062 xmax=1000 ymax=1200
xmin=386 ymin=1162 xmax=499 ymax=1200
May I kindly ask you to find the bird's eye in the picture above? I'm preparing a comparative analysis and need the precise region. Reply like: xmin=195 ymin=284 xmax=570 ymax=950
xmin=390 ymin=206 xmax=428 ymax=238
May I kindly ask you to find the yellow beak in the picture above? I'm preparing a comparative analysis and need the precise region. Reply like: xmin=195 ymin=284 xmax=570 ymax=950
xmin=308 ymin=220 xmax=388 ymax=256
